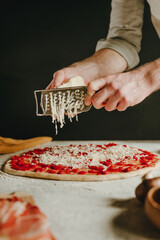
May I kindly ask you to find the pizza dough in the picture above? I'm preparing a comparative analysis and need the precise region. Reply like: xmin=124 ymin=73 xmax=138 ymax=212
xmin=3 ymin=143 xmax=160 ymax=181
xmin=4 ymin=162 xmax=160 ymax=181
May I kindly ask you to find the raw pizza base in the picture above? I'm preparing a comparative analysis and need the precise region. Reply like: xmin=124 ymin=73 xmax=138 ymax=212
xmin=4 ymin=158 xmax=160 ymax=181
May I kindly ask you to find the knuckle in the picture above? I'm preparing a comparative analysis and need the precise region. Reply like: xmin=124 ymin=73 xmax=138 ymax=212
xmin=93 ymin=103 xmax=101 ymax=110
xmin=117 ymin=103 xmax=127 ymax=112
xmin=92 ymin=99 xmax=101 ymax=109
xmin=122 ymin=96 xmax=128 ymax=104
xmin=104 ymin=105 xmax=109 ymax=111
xmin=116 ymin=89 xmax=122 ymax=97
xmin=116 ymin=106 xmax=121 ymax=111
xmin=70 ymin=62 xmax=79 ymax=67
xmin=116 ymin=89 xmax=123 ymax=97
xmin=101 ymin=77 xmax=108 ymax=85
xmin=118 ymin=107 xmax=127 ymax=112
xmin=106 ymin=108 xmax=114 ymax=112
xmin=104 ymin=75 xmax=114 ymax=83
xmin=103 ymin=87 xmax=108 ymax=96
xmin=54 ymin=69 xmax=64 ymax=78
xmin=53 ymin=71 xmax=58 ymax=78
xmin=105 ymin=104 xmax=114 ymax=112
xmin=109 ymin=81 xmax=117 ymax=90
xmin=88 ymin=81 xmax=96 ymax=91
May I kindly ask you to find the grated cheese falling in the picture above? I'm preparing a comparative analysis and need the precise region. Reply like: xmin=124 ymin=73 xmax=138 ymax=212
xmin=50 ymin=76 xmax=85 ymax=134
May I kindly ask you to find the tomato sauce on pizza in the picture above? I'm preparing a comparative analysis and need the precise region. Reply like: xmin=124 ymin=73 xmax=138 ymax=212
xmin=7 ymin=143 xmax=159 ymax=176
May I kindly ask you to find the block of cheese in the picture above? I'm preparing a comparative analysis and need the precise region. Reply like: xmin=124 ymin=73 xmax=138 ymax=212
xmin=58 ymin=76 xmax=85 ymax=88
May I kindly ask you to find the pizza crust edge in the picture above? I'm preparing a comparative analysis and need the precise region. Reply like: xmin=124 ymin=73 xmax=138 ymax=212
xmin=3 ymin=158 xmax=160 ymax=181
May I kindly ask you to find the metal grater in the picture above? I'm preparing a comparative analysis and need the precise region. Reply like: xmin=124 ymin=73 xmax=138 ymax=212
xmin=34 ymin=86 xmax=91 ymax=116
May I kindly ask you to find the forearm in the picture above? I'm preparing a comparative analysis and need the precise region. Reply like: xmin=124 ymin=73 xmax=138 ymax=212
xmin=71 ymin=49 xmax=127 ymax=83
xmin=96 ymin=49 xmax=128 ymax=75
xmin=47 ymin=48 xmax=128 ymax=89
xmin=96 ymin=0 xmax=144 ymax=70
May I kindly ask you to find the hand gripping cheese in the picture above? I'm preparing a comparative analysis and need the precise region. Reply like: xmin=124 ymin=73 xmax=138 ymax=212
xmin=58 ymin=76 xmax=85 ymax=88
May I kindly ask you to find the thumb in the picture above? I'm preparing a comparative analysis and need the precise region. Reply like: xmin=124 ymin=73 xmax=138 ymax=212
xmin=47 ymin=67 xmax=80 ymax=89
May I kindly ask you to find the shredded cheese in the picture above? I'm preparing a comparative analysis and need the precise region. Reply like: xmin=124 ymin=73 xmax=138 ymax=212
xmin=49 ymin=76 xmax=86 ymax=134
xmin=33 ymin=144 xmax=147 ymax=170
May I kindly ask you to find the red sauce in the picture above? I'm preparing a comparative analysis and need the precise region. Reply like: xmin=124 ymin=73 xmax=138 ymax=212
xmin=78 ymin=171 xmax=86 ymax=175
xmin=10 ymin=145 xmax=157 ymax=175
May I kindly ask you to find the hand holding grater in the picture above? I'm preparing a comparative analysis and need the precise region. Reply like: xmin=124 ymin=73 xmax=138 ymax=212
xmin=34 ymin=86 xmax=92 ymax=117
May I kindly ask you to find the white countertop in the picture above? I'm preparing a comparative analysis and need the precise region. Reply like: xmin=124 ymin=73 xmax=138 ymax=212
xmin=0 ymin=140 xmax=160 ymax=240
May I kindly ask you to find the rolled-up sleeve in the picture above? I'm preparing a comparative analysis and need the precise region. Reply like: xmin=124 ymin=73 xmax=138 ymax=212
xmin=96 ymin=0 xmax=144 ymax=70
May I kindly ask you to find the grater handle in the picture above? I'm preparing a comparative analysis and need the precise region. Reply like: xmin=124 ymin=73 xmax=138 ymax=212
xmin=34 ymin=90 xmax=45 ymax=116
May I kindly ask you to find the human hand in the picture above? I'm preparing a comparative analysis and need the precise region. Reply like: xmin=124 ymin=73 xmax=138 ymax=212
xmin=46 ymin=49 xmax=127 ymax=89
xmin=85 ymin=60 xmax=160 ymax=111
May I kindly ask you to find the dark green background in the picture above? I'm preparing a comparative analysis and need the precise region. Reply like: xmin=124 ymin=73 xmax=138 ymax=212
xmin=0 ymin=0 xmax=160 ymax=140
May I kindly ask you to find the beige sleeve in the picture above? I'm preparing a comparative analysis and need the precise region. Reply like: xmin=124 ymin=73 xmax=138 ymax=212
xmin=96 ymin=0 xmax=144 ymax=70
